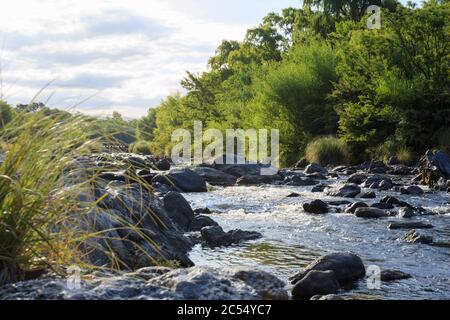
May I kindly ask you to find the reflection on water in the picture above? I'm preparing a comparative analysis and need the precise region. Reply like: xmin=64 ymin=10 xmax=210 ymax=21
xmin=185 ymin=182 xmax=450 ymax=300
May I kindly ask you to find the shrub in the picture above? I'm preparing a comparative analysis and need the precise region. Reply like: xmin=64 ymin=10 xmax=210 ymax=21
xmin=0 ymin=101 xmax=15 ymax=129
xmin=130 ymin=140 xmax=152 ymax=155
xmin=305 ymin=136 xmax=349 ymax=166
xmin=396 ymin=146 xmax=416 ymax=166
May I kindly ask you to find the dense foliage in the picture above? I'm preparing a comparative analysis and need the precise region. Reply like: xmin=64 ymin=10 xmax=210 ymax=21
xmin=135 ymin=0 xmax=449 ymax=166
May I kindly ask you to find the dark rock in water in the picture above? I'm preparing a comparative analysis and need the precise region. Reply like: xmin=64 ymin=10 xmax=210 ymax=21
xmin=306 ymin=173 xmax=327 ymax=180
xmin=388 ymin=222 xmax=434 ymax=230
xmin=360 ymin=191 xmax=376 ymax=199
xmin=290 ymin=253 xmax=365 ymax=286
xmin=400 ymin=186 xmax=424 ymax=196
xmin=380 ymin=270 xmax=412 ymax=282
xmin=367 ymin=160 xmax=389 ymax=174
xmin=398 ymin=207 xmax=416 ymax=218
xmin=380 ymin=196 xmax=412 ymax=208
xmin=291 ymin=270 xmax=340 ymax=300
xmin=287 ymin=192 xmax=301 ymax=198
xmin=219 ymin=163 xmax=267 ymax=178
xmin=402 ymin=230 xmax=433 ymax=244
xmin=200 ymin=226 xmax=262 ymax=248
xmin=189 ymin=215 xmax=219 ymax=232
xmin=163 ymin=192 xmax=195 ymax=232
xmin=328 ymin=200 xmax=352 ymax=206
xmin=153 ymin=169 xmax=207 ymax=192
xmin=370 ymin=202 xmax=394 ymax=210
xmin=332 ymin=165 xmax=348 ymax=172
xmin=193 ymin=207 xmax=212 ymax=215
xmin=354 ymin=207 xmax=387 ymax=219
xmin=327 ymin=184 xmax=361 ymax=198
xmin=345 ymin=168 xmax=357 ymax=175
xmin=303 ymin=200 xmax=329 ymax=214
xmin=305 ymin=163 xmax=328 ymax=174
xmin=347 ymin=173 xmax=367 ymax=185
xmin=154 ymin=158 xmax=171 ymax=171
xmin=237 ymin=174 xmax=281 ymax=186
xmin=0 ymin=267 xmax=287 ymax=300
xmin=311 ymin=184 xmax=328 ymax=193
xmin=430 ymin=241 xmax=450 ymax=249
xmin=283 ymin=175 xmax=318 ymax=186
xmin=345 ymin=202 xmax=368 ymax=214
xmin=362 ymin=175 xmax=393 ymax=190
xmin=191 ymin=167 xmax=237 ymax=186
xmin=389 ymin=165 xmax=413 ymax=176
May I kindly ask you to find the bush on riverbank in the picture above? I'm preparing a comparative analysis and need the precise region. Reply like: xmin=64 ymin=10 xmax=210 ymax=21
xmin=130 ymin=140 xmax=152 ymax=155
xmin=305 ymin=137 xmax=349 ymax=166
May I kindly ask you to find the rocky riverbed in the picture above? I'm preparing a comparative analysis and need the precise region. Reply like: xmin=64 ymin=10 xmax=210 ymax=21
xmin=0 ymin=152 xmax=449 ymax=300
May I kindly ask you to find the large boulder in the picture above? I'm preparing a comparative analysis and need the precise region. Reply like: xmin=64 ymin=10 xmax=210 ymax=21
xmin=0 ymin=267 xmax=287 ymax=300
xmin=191 ymin=167 xmax=237 ymax=186
xmin=289 ymin=253 xmax=366 ymax=286
xmin=236 ymin=174 xmax=281 ymax=186
xmin=326 ymin=184 xmax=361 ymax=198
xmin=380 ymin=270 xmax=412 ymax=282
xmin=421 ymin=150 xmax=450 ymax=187
xmin=291 ymin=270 xmax=340 ymax=300
xmin=388 ymin=222 xmax=434 ymax=230
xmin=152 ymin=169 xmax=207 ymax=192
xmin=163 ymin=192 xmax=195 ymax=232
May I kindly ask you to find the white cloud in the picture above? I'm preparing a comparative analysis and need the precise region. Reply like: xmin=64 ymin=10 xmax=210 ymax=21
xmin=0 ymin=0 xmax=300 ymax=118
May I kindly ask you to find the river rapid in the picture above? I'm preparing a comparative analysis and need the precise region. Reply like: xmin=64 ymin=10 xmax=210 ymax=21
xmin=184 ymin=175 xmax=450 ymax=300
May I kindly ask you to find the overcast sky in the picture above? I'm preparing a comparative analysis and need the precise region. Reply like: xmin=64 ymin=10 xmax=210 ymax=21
xmin=0 ymin=0 xmax=408 ymax=118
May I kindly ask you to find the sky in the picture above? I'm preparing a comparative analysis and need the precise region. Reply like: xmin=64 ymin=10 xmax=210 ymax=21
xmin=0 ymin=0 xmax=302 ymax=118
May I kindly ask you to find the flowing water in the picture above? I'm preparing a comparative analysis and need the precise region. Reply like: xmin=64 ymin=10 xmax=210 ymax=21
xmin=184 ymin=177 xmax=450 ymax=300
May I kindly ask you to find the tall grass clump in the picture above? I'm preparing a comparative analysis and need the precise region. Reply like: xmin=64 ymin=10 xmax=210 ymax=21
xmin=130 ymin=140 xmax=152 ymax=155
xmin=0 ymin=109 xmax=96 ymax=285
xmin=305 ymin=136 xmax=349 ymax=166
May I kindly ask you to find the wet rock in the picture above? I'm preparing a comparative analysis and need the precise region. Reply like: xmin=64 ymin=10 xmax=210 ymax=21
xmin=430 ymin=241 xmax=450 ymax=249
xmin=189 ymin=215 xmax=219 ymax=232
xmin=303 ymin=200 xmax=329 ymax=214
xmin=237 ymin=174 xmax=281 ymax=186
xmin=326 ymin=184 xmax=361 ymax=198
xmin=370 ymin=202 xmax=394 ymax=210
xmin=388 ymin=222 xmax=434 ymax=230
xmin=368 ymin=160 xmax=388 ymax=174
xmin=400 ymin=186 xmax=424 ymax=196
xmin=389 ymin=165 xmax=413 ymax=175
xmin=345 ymin=202 xmax=368 ymax=214
xmin=347 ymin=173 xmax=368 ymax=185
xmin=200 ymin=226 xmax=262 ymax=248
xmin=362 ymin=175 xmax=393 ymax=190
xmin=232 ymin=269 xmax=288 ymax=300
xmin=98 ymin=171 xmax=127 ymax=182
xmin=402 ymin=230 xmax=433 ymax=244
xmin=163 ymin=192 xmax=195 ymax=232
xmin=354 ymin=207 xmax=387 ymax=219
xmin=293 ymin=158 xmax=309 ymax=170
xmin=292 ymin=270 xmax=340 ymax=300
xmin=305 ymin=163 xmax=328 ymax=175
xmin=193 ymin=207 xmax=212 ymax=215
xmin=191 ymin=167 xmax=237 ymax=186
xmin=328 ymin=200 xmax=352 ymax=206
xmin=290 ymin=253 xmax=365 ymax=286
xmin=286 ymin=192 xmax=301 ymax=198
xmin=306 ymin=173 xmax=328 ymax=180
xmin=154 ymin=158 xmax=171 ymax=171
xmin=283 ymin=175 xmax=318 ymax=186
xmin=153 ymin=169 xmax=207 ymax=192
xmin=380 ymin=270 xmax=412 ymax=282
xmin=311 ymin=184 xmax=328 ymax=193
xmin=398 ymin=207 xmax=415 ymax=218
xmin=0 ymin=267 xmax=287 ymax=300
xmin=360 ymin=191 xmax=376 ymax=199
